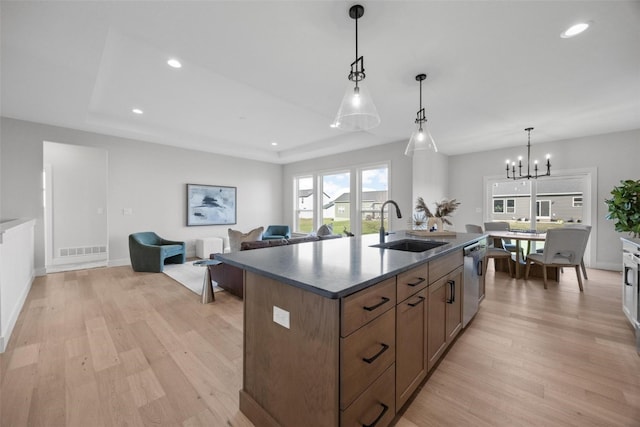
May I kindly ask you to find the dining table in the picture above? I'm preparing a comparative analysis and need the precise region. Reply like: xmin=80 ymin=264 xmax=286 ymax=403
xmin=487 ymin=230 xmax=547 ymax=279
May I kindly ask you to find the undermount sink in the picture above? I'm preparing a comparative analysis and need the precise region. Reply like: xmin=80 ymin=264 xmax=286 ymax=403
xmin=371 ymin=239 xmax=448 ymax=253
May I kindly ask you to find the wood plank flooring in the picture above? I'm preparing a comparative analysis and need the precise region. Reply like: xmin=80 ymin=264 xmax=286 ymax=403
xmin=1 ymin=264 xmax=639 ymax=426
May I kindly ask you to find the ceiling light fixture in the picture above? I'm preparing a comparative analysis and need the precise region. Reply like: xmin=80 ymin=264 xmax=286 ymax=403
xmin=561 ymin=22 xmax=590 ymax=38
xmin=405 ymin=74 xmax=437 ymax=156
xmin=167 ymin=58 xmax=182 ymax=68
xmin=132 ymin=108 xmax=143 ymax=115
xmin=271 ymin=142 xmax=278 ymax=146
xmin=333 ymin=4 xmax=380 ymax=131
xmin=505 ymin=127 xmax=551 ymax=180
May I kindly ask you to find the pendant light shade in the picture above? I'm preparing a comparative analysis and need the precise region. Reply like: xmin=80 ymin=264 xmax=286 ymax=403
xmin=334 ymin=83 xmax=380 ymax=131
xmin=334 ymin=4 xmax=380 ymax=131
xmin=405 ymin=74 xmax=437 ymax=156
xmin=405 ymin=127 xmax=437 ymax=155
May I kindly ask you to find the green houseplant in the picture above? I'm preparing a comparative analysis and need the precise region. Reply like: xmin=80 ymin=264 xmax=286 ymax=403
xmin=605 ymin=179 xmax=640 ymax=238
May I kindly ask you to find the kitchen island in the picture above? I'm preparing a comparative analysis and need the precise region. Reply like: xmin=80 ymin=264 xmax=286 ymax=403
xmin=217 ymin=231 xmax=485 ymax=427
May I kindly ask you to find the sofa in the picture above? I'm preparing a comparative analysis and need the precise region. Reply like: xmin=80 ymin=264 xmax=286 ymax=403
xmin=207 ymin=234 xmax=341 ymax=298
xmin=128 ymin=232 xmax=186 ymax=273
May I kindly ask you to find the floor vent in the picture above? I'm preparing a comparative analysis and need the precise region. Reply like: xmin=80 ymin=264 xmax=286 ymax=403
xmin=59 ymin=246 xmax=107 ymax=257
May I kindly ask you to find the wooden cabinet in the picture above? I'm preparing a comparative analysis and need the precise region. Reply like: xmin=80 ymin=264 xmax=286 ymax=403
xmin=341 ymin=308 xmax=395 ymax=409
xmin=427 ymin=264 xmax=464 ymax=371
xmin=395 ymin=288 xmax=428 ymax=409
xmin=340 ymin=277 xmax=396 ymax=426
xmin=240 ymin=247 xmax=467 ymax=427
xmin=341 ymin=364 xmax=396 ymax=427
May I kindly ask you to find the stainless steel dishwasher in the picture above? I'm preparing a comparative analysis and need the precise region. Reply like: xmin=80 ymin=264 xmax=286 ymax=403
xmin=463 ymin=238 xmax=487 ymax=327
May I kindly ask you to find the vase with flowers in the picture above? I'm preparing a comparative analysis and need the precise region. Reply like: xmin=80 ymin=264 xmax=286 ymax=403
xmin=414 ymin=197 xmax=461 ymax=231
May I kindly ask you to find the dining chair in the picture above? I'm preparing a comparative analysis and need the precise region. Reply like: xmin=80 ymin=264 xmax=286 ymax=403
xmin=484 ymin=221 xmax=521 ymax=255
xmin=466 ymin=224 xmax=513 ymax=277
xmin=563 ymin=224 xmax=592 ymax=280
xmin=524 ymin=228 xmax=589 ymax=291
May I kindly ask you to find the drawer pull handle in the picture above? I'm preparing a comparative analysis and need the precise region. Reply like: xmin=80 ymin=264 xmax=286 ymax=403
xmin=408 ymin=296 xmax=425 ymax=307
xmin=362 ymin=343 xmax=389 ymax=364
xmin=362 ymin=402 xmax=389 ymax=427
xmin=407 ymin=277 xmax=426 ymax=287
xmin=446 ymin=279 xmax=455 ymax=304
xmin=363 ymin=297 xmax=390 ymax=312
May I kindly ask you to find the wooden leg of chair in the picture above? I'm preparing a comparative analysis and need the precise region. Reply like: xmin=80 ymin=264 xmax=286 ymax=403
xmin=524 ymin=260 xmax=530 ymax=279
xmin=575 ymin=265 xmax=584 ymax=291
xmin=581 ymin=259 xmax=588 ymax=280
xmin=542 ymin=266 xmax=548 ymax=289
xmin=507 ymin=257 xmax=513 ymax=277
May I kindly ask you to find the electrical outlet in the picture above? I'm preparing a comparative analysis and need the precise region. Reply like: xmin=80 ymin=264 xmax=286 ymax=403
xmin=273 ymin=306 xmax=290 ymax=329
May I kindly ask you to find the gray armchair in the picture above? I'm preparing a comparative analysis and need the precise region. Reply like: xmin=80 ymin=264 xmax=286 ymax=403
xmin=129 ymin=232 xmax=185 ymax=272
xmin=262 ymin=225 xmax=291 ymax=240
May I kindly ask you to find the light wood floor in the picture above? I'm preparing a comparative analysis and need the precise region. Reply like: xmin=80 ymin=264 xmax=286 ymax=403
xmin=1 ymin=264 xmax=639 ymax=426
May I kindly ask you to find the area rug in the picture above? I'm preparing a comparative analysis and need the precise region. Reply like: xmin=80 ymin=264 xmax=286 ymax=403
xmin=163 ymin=262 xmax=223 ymax=295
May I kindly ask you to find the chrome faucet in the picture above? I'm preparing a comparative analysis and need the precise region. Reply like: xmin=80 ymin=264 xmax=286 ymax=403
xmin=380 ymin=200 xmax=402 ymax=244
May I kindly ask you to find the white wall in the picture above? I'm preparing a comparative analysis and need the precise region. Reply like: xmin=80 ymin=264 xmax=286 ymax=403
xmin=448 ymin=128 xmax=640 ymax=270
xmin=1 ymin=117 xmax=283 ymax=273
xmin=283 ymin=140 xmax=415 ymax=233
xmin=44 ymin=142 xmax=108 ymax=268
xmin=412 ymin=150 xmax=450 ymax=223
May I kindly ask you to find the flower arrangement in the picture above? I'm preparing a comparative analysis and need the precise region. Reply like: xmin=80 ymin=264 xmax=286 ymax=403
xmin=414 ymin=197 xmax=461 ymax=230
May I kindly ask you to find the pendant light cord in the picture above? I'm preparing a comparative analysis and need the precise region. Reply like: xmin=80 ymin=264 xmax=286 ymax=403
xmin=354 ymin=13 xmax=359 ymax=90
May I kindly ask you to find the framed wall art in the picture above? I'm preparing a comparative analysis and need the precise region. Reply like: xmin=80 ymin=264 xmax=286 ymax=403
xmin=186 ymin=184 xmax=237 ymax=226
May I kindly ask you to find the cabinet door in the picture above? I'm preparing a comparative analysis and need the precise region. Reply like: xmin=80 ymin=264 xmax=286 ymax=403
xmin=427 ymin=278 xmax=447 ymax=371
xmin=445 ymin=267 xmax=463 ymax=343
xmin=396 ymin=289 xmax=427 ymax=409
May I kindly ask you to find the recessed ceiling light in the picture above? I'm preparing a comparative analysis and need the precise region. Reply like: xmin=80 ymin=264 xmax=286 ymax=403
xmin=561 ymin=22 xmax=590 ymax=38
xmin=167 ymin=58 xmax=182 ymax=68
xmin=132 ymin=108 xmax=143 ymax=115
xmin=329 ymin=122 xmax=338 ymax=128
xmin=271 ymin=142 xmax=278 ymax=146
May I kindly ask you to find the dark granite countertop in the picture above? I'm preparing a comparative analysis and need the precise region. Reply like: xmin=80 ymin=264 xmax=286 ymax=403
xmin=216 ymin=231 xmax=486 ymax=299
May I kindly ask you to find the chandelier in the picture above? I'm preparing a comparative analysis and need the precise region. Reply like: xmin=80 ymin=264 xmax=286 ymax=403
xmin=505 ymin=127 xmax=551 ymax=180
xmin=405 ymin=73 xmax=437 ymax=156
xmin=333 ymin=4 xmax=380 ymax=131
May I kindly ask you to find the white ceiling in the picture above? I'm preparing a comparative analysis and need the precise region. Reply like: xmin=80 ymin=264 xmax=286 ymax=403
xmin=2 ymin=1 xmax=639 ymax=164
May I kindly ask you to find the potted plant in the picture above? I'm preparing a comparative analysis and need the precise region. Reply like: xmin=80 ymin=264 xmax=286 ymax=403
xmin=605 ymin=179 xmax=640 ymax=238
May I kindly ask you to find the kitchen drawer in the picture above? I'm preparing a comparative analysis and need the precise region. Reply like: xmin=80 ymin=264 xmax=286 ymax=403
xmin=340 ymin=308 xmax=395 ymax=409
xmin=341 ymin=277 xmax=396 ymax=337
xmin=340 ymin=363 xmax=396 ymax=427
xmin=429 ymin=250 xmax=463 ymax=284
xmin=397 ymin=263 xmax=428 ymax=302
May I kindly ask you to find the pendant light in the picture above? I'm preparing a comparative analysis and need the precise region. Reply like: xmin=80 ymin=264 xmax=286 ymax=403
xmin=333 ymin=4 xmax=380 ymax=131
xmin=405 ymin=74 xmax=437 ymax=156
xmin=505 ymin=127 xmax=551 ymax=180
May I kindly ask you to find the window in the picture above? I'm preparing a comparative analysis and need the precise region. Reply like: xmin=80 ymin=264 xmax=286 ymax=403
xmin=360 ymin=166 xmax=388 ymax=235
xmin=537 ymin=200 xmax=551 ymax=218
xmin=293 ymin=163 xmax=390 ymax=236
xmin=493 ymin=198 xmax=515 ymax=214
xmin=294 ymin=176 xmax=314 ymax=233
xmin=572 ymin=196 xmax=583 ymax=207
xmin=322 ymin=172 xmax=350 ymax=234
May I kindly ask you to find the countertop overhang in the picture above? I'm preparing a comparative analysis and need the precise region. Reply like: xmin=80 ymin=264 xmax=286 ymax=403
xmin=216 ymin=231 xmax=486 ymax=298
